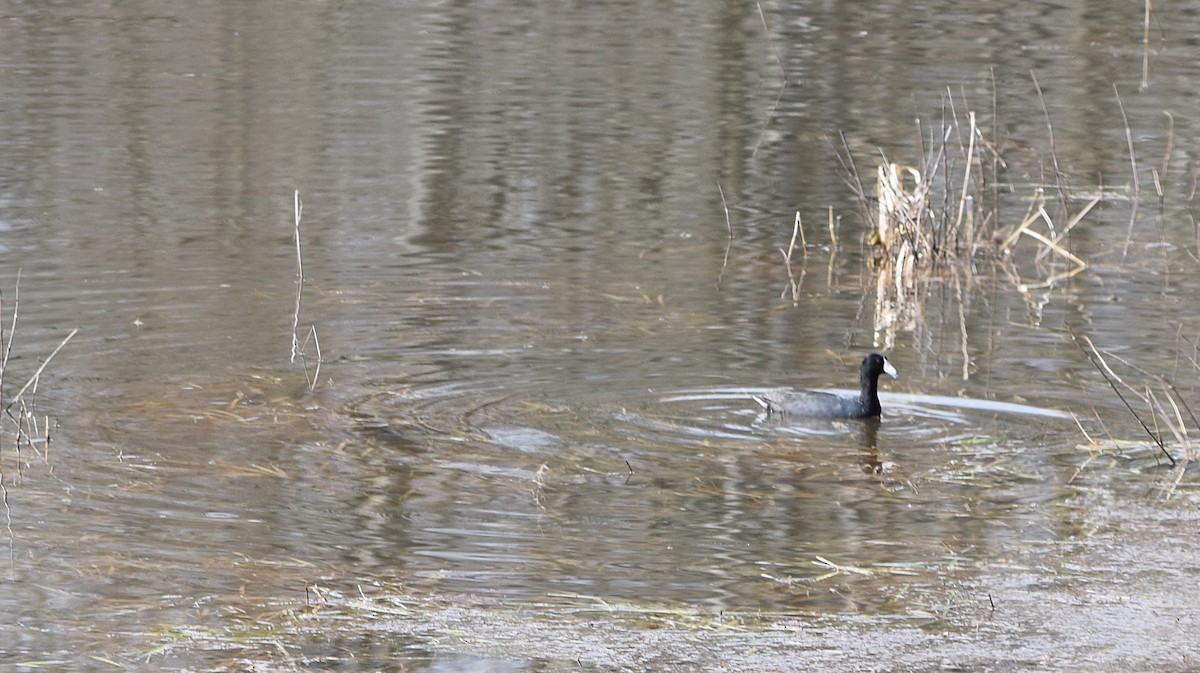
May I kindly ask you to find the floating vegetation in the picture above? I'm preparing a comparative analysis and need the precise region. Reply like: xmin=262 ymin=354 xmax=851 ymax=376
xmin=145 ymin=577 xmax=975 ymax=670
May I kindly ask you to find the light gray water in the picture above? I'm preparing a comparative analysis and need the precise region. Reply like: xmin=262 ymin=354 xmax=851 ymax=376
xmin=0 ymin=2 xmax=1198 ymax=670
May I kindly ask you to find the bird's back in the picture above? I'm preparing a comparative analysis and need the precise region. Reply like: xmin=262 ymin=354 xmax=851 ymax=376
xmin=754 ymin=389 xmax=872 ymax=418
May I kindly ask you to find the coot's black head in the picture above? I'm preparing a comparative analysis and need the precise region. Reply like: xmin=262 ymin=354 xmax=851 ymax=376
xmin=858 ymin=353 xmax=898 ymax=417
xmin=860 ymin=353 xmax=898 ymax=386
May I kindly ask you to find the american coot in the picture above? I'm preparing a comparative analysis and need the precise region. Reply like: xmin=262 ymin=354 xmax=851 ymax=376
xmin=754 ymin=353 xmax=898 ymax=419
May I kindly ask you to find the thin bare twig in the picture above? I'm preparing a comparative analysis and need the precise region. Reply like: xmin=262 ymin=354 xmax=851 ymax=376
xmin=757 ymin=2 xmax=787 ymax=85
xmin=1030 ymin=71 xmax=1068 ymax=208
xmin=750 ymin=3 xmax=789 ymax=158
xmin=1113 ymin=83 xmax=1141 ymax=258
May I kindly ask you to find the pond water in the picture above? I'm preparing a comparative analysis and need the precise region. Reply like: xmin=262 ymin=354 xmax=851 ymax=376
xmin=1 ymin=1 xmax=1199 ymax=670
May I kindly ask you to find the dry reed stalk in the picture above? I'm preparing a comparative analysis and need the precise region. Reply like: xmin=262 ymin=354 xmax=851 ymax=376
xmin=290 ymin=190 xmax=305 ymax=364
xmin=1114 ymin=83 xmax=1140 ymax=199
xmin=1097 ymin=346 xmax=1200 ymax=431
xmin=1113 ymin=83 xmax=1141 ymax=259
xmin=874 ymin=161 xmax=927 ymax=257
xmin=0 ymin=271 xmax=18 ymax=414
xmin=1141 ymin=0 xmax=1153 ymax=92
xmin=289 ymin=190 xmax=322 ymax=391
xmin=717 ymin=182 xmax=733 ymax=286
xmin=779 ymin=211 xmax=805 ymax=303
xmin=718 ymin=182 xmax=732 ymax=239
xmin=1161 ymin=111 xmax=1174 ymax=178
xmin=953 ymin=111 xmax=977 ymax=237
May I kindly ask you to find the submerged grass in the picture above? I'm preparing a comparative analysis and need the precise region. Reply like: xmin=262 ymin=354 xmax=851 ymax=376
xmin=143 ymin=577 xmax=971 ymax=670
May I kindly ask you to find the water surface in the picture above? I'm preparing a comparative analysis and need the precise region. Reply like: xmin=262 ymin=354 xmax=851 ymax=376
xmin=0 ymin=1 xmax=1198 ymax=670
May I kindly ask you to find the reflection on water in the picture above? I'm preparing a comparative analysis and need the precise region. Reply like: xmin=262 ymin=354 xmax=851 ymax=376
xmin=0 ymin=0 xmax=1197 ymax=669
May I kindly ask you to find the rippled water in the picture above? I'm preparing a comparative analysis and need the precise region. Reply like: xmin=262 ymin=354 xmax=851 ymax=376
xmin=1 ymin=1 xmax=1199 ymax=670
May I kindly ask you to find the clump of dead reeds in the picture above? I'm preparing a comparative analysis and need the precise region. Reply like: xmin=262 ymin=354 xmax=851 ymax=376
xmin=825 ymin=83 xmax=1107 ymax=357
xmin=836 ymin=90 xmax=1096 ymax=289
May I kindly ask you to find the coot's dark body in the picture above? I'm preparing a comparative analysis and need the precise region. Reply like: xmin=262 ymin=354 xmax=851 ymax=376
xmin=754 ymin=353 xmax=897 ymax=419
